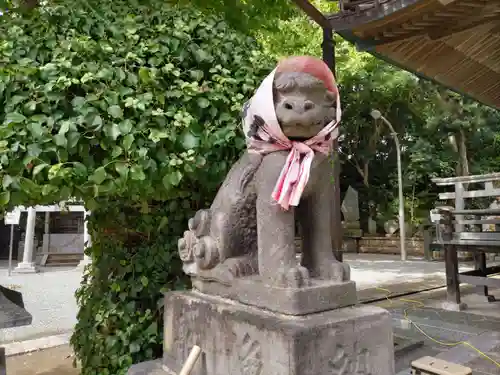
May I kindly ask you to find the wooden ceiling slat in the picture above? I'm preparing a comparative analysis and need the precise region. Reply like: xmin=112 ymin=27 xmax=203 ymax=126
xmin=354 ymin=0 xmax=437 ymax=35
xmin=483 ymin=81 xmax=500 ymax=98
xmin=343 ymin=0 xmax=500 ymax=108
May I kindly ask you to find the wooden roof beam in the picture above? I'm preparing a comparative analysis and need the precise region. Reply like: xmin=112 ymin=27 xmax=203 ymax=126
xmin=290 ymin=0 xmax=330 ymax=29
xmin=429 ymin=14 xmax=500 ymax=40
xmin=370 ymin=2 xmax=492 ymax=44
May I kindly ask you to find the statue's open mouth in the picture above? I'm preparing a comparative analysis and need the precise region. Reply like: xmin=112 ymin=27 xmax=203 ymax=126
xmin=287 ymin=136 xmax=310 ymax=142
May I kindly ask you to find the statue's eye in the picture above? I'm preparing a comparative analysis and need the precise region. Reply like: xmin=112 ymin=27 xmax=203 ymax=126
xmin=325 ymin=92 xmax=336 ymax=107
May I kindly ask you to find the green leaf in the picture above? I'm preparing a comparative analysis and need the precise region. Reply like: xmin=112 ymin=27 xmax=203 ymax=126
xmin=42 ymin=184 xmax=58 ymax=196
xmin=0 ymin=192 xmax=10 ymax=206
xmin=138 ymin=67 xmax=150 ymax=83
xmin=105 ymin=123 xmax=121 ymax=141
xmin=92 ymin=115 xmax=103 ymax=128
xmin=122 ymin=134 xmax=134 ymax=151
xmin=48 ymin=164 xmax=62 ymax=180
xmin=195 ymin=155 xmax=206 ymax=167
xmin=197 ymin=98 xmax=210 ymax=109
xmin=111 ymin=146 xmax=123 ymax=158
xmin=162 ymin=171 xmax=183 ymax=188
xmin=72 ymin=162 xmax=88 ymax=177
xmin=33 ymin=163 xmax=49 ymax=176
xmin=19 ymin=178 xmax=39 ymax=193
xmin=54 ymin=133 xmax=67 ymax=147
xmin=193 ymin=49 xmax=210 ymax=62
xmin=149 ymin=129 xmax=169 ymax=143
xmin=156 ymin=219 xmax=168 ymax=234
xmin=10 ymin=95 xmax=27 ymax=106
xmin=145 ymin=321 xmax=157 ymax=336
xmin=140 ymin=200 xmax=149 ymax=214
xmin=115 ymin=163 xmax=129 ymax=178
xmin=180 ymin=130 xmax=200 ymax=149
xmin=129 ymin=342 xmax=141 ymax=354
xmin=59 ymin=121 xmax=70 ymax=135
xmin=71 ymin=96 xmax=86 ymax=108
xmin=5 ymin=112 xmax=26 ymax=124
xmin=119 ymin=120 xmax=133 ymax=134
xmin=90 ymin=167 xmax=107 ymax=185
xmin=28 ymin=122 xmax=44 ymax=138
xmin=67 ymin=132 xmax=81 ymax=148
xmin=190 ymin=70 xmax=204 ymax=81
xmin=140 ymin=275 xmax=149 ymax=287
xmin=107 ymin=105 xmax=123 ymax=119
xmin=27 ymin=144 xmax=42 ymax=157
xmin=59 ymin=186 xmax=72 ymax=200
xmin=130 ymin=165 xmax=145 ymax=181
xmin=2 ymin=175 xmax=14 ymax=189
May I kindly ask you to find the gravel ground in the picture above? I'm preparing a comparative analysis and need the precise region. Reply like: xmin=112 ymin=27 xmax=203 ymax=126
xmin=0 ymin=254 xmax=479 ymax=345
xmin=5 ymin=344 xmax=78 ymax=375
xmin=346 ymin=253 xmax=476 ymax=288
xmin=0 ymin=264 xmax=82 ymax=344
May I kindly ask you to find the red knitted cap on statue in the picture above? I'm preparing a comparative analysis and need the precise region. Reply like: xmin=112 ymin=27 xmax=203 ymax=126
xmin=276 ymin=56 xmax=338 ymax=94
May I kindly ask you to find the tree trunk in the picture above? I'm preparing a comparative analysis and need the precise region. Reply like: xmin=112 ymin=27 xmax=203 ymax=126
xmin=449 ymin=131 xmax=470 ymax=177
xmin=448 ymin=134 xmax=461 ymax=176
xmin=456 ymin=128 xmax=470 ymax=177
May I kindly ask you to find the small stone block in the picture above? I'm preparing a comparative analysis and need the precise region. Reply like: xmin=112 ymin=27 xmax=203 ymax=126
xmin=411 ymin=356 xmax=472 ymax=375
xmin=192 ymin=277 xmax=357 ymax=316
xmin=128 ymin=359 xmax=168 ymax=375
xmin=441 ymin=302 xmax=468 ymax=312
xmin=162 ymin=291 xmax=395 ymax=375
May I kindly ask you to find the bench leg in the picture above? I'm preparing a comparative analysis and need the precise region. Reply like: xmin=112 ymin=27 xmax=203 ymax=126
xmin=0 ymin=347 xmax=6 ymax=375
xmin=475 ymin=252 xmax=496 ymax=302
xmin=443 ymin=245 xmax=467 ymax=311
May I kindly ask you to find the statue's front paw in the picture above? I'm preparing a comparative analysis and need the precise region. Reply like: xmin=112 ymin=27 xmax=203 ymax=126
xmin=178 ymin=230 xmax=197 ymax=262
xmin=193 ymin=236 xmax=219 ymax=270
xmin=318 ymin=262 xmax=350 ymax=282
xmin=188 ymin=209 xmax=211 ymax=237
xmin=342 ymin=263 xmax=351 ymax=281
xmin=274 ymin=266 xmax=311 ymax=288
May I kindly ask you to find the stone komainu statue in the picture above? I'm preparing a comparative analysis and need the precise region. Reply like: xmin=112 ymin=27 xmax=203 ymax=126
xmin=178 ymin=56 xmax=350 ymax=289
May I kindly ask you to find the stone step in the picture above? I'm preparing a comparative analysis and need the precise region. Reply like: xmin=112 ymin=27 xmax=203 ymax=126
xmin=42 ymin=253 xmax=82 ymax=267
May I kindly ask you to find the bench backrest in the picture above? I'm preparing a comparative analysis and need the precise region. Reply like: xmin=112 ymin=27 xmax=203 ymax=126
xmin=432 ymin=173 xmax=500 ymax=248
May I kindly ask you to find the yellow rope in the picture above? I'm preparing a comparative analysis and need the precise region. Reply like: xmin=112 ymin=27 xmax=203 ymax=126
xmin=375 ymin=287 xmax=500 ymax=368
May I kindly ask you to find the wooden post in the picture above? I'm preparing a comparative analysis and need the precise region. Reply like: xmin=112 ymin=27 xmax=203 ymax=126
xmin=442 ymin=210 xmax=461 ymax=306
xmin=322 ymin=26 xmax=343 ymax=262
xmin=454 ymin=182 xmax=464 ymax=233
xmin=0 ymin=347 xmax=6 ymax=375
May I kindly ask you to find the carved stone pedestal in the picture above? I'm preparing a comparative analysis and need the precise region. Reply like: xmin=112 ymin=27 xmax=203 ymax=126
xmin=192 ymin=277 xmax=357 ymax=316
xmin=128 ymin=291 xmax=395 ymax=375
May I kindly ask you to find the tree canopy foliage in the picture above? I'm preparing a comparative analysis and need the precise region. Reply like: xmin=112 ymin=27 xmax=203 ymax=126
xmin=256 ymin=0 xmax=500 ymax=225
xmin=0 ymin=1 xmax=274 ymax=373
xmin=0 ymin=0 xmax=272 ymax=211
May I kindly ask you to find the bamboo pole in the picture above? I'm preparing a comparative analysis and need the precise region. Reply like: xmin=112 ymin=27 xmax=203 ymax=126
xmin=179 ymin=345 xmax=202 ymax=375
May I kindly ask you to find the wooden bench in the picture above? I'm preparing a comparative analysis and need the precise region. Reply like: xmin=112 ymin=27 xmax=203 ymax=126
xmin=435 ymin=208 xmax=500 ymax=309
xmin=431 ymin=173 xmax=500 ymax=309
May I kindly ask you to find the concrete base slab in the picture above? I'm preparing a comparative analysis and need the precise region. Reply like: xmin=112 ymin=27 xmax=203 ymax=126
xmin=3 ymin=332 xmax=71 ymax=356
xmin=13 ymin=263 xmax=39 ymax=274
xmin=157 ymin=291 xmax=394 ymax=375
xmin=436 ymin=331 xmax=500 ymax=374
xmin=192 ymin=277 xmax=357 ymax=315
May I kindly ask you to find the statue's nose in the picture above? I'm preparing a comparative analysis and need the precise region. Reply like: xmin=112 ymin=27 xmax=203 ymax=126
xmin=283 ymin=99 xmax=315 ymax=113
